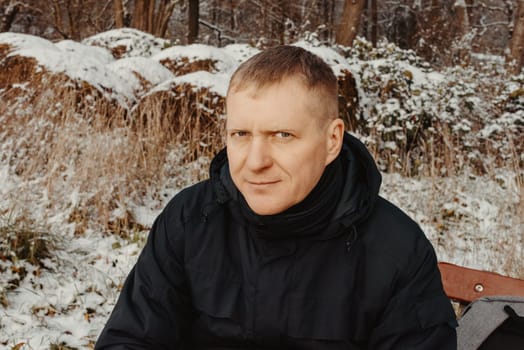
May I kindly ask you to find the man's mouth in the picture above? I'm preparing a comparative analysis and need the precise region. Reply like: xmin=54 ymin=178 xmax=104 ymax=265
xmin=247 ymin=180 xmax=280 ymax=186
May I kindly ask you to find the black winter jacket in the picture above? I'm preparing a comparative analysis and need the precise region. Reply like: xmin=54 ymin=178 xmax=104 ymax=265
xmin=96 ymin=133 xmax=457 ymax=349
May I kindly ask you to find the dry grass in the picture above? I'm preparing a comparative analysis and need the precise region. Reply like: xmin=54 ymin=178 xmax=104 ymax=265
xmin=0 ymin=47 xmax=521 ymax=261
xmin=338 ymin=69 xmax=360 ymax=131
xmin=159 ymin=57 xmax=219 ymax=76
xmin=0 ymin=55 xmax=42 ymax=92
xmin=363 ymin=111 xmax=523 ymax=178
xmin=0 ymin=50 xmax=226 ymax=234
xmin=111 ymin=45 xmax=128 ymax=59
xmin=0 ymin=43 xmax=10 ymax=58
xmin=133 ymin=83 xmax=226 ymax=162
xmin=0 ymin=212 xmax=54 ymax=266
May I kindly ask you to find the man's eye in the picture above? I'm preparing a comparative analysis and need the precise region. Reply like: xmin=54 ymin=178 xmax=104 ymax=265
xmin=276 ymin=131 xmax=292 ymax=138
xmin=231 ymin=131 xmax=248 ymax=137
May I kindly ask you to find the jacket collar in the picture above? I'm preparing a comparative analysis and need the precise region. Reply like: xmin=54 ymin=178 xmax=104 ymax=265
xmin=210 ymin=132 xmax=382 ymax=237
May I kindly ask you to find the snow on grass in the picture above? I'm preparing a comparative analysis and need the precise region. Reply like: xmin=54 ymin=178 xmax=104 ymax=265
xmin=222 ymin=43 xmax=260 ymax=63
xmin=2 ymin=163 xmax=520 ymax=349
xmin=149 ymin=70 xmax=230 ymax=96
xmin=0 ymin=31 xmax=244 ymax=110
xmin=55 ymin=40 xmax=115 ymax=65
xmin=82 ymin=28 xmax=170 ymax=58
xmin=294 ymin=41 xmax=353 ymax=75
xmin=0 ymin=30 xmax=522 ymax=349
xmin=152 ymin=43 xmax=239 ymax=74
xmin=0 ymin=32 xmax=136 ymax=107
xmin=107 ymin=57 xmax=175 ymax=95
xmin=381 ymin=171 xmax=522 ymax=278
xmin=0 ymin=228 xmax=141 ymax=349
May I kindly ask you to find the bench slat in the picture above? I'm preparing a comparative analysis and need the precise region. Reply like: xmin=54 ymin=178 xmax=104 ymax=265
xmin=438 ymin=262 xmax=524 ymax=303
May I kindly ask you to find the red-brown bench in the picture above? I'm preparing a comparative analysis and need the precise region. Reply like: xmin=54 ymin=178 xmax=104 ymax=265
xmin=438 ymin=262 xmax=524 ymax=304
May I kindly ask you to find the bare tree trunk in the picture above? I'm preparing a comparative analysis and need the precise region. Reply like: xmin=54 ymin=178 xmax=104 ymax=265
xmin=157 ymin=0 xmax=178 ymax=37
xmin=229 ymin=0 xmax=235 ymax=30
xmin=51 ymin=0 xmax=68 ymax=38
xmin=452 ymin=0 xmax=471 ymax=64
xmin=188 ymin=0 xmax=199 ymax=43
xmin=509 ymin=0 xmax=524 ymax=72
xmin=153 ymin=0 xmax=166 ymax=34
xmin=132 ymin=0 xmax=147 ymax=31
xmin=147 ymin=0 xmax=155 ymax=33
xmin=113 ymin=0 xmax=124 ymax=28
xmin=1 ymin=1 xmax=20 ymax=32
xmin=329 ymin=0 xmax=336 ymax=43
xmin=322 ymin=0 xmax=330 ymax=42
xmin=454 ymin=0 xmax=469 ymax=35
xmin=370 ymin=0 xmax=377 ymax=46
xmin=465 ymin=0 xmax=474 ymax=27
xmin=272 ymin=0 xmax=286 ymax=44
xmin=67 ymin=0 xmax=80 ymax=40
xmin=336 ymin=0 xmax=366 ymax=46
xmin=262 ymin=1 xmax=268 ymax=40
xmin=361 ymin=0 xmax=368 ymax=41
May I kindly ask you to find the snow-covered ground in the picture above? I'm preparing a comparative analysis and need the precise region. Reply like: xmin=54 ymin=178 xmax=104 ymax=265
xmin=0 ymin=29 xmax=522 ymax=349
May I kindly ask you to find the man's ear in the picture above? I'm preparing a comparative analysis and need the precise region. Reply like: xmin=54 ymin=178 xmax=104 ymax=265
xmin=325 ymin=118 xmax=345 ymax=165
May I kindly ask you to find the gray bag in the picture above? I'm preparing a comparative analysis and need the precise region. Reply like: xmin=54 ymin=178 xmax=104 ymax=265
xmin=457 ymin=296 xmax=524 ymax=350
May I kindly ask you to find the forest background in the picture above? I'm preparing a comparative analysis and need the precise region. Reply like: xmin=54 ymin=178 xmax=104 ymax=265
xmin=2 ymin=0 xmax=524 ymax=71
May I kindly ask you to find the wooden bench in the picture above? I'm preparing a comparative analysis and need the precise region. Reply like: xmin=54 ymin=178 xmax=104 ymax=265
xmin=438 ymin=262 xmax=524 ymax=304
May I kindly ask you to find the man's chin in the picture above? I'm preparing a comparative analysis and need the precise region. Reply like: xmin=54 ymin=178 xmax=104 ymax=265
xmin=245 ymin=198 xmax=287 ymax=216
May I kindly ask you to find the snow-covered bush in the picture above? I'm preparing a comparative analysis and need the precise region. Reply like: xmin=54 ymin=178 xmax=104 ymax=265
xmin=82 ymin=28 xmax=171 ymax=59
xmin=337 ymin=37 xmax=522 ymax=176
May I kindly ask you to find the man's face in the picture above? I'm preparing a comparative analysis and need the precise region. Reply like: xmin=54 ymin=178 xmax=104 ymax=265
xmin=226 ymin=77 xmax=340 ymax=215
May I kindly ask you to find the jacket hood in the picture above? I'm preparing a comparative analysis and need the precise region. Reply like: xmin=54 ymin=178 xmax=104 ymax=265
xmin=334 ymin=132 xmax=382 ymax=228
xmin=210 ymin=132 xmax=382 ymax=230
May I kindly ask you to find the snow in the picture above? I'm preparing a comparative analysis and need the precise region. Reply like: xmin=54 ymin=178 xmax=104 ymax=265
xmin=150 ymin=71 xmax=230 ymax=96
xmin=0 ymin=32 xmax=136 ymax=106
xmin=0 ymin=230 xmax=141 ymax=349
xmin=107 ymin=57 xmax=175 ymax=94
xmin=152 ymin=43 xmax=239 ymax=74
xmin=354 ymin=57 xmax=445 ymax=87
xmin=0 ymin=31 xmax=236 ymax=108
xmin=55 ymin=40 xmax=115 ymax=65
xmin=0 ymin=32 xmax=58 ymax=55
xmin=222 ymin=43 xmax=260 ymax=63
xmin=82 ymin=28 xmax=170 ymax=58
xmin=294 ymin=41 xmax=353 ymax=75
xmin=381 ymin=171 xmax=522 ymax=274
xmin=0 ymin=29 xmax=522 ymax=349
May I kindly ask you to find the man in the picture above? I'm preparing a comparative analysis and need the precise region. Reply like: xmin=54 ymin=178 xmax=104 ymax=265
xmin=96 ymin=45 xmax=457 ymax=349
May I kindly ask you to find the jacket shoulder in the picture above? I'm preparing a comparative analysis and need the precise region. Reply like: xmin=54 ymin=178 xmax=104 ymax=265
xmin=163 ymin=179 xmax=217 ymax=224
xmin=359 ymin=196 xmax=437 ymax=273
xmin=151 ymin=179 xmax=220 ymax=262
xmin=365 ymin=196 xmax=426 ymax=242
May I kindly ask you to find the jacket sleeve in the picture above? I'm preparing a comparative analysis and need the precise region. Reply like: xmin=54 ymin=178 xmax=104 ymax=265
xmin=369 ymin=233 xmax=458 ymax=349
xmin=95 ymin=205 xmax=193 ymax=349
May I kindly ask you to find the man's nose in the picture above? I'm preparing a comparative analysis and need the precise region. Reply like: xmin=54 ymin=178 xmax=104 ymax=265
xmin=246 ymin=137 xmax=272 ymax=171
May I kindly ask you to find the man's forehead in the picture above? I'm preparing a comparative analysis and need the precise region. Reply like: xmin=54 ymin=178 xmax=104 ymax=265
xmin=227 ymin=73 xmax=310 ymax=97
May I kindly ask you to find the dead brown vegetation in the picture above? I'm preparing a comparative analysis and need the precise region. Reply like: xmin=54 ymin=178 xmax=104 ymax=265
xmin=133 ymin=82 xmax=226 ymax=162
xmin=0 ymin=215 xmax=54 ymax=266
xmin=111 ymin=45 xmax=128 ymax=59
xmin=0 ymin=50 xmax=228 ymax=234
xmin=0 ymin=45 xmax=520 ymax=245
xmin=337 ymin=69 xmax=360 ymax=130
xmin=0 ymin=43 xmax=11 ymax=59
xmin=0 ymin=54 xmax=41 ymax=90
xmin=159 ymin=57 xmax=218 ymax=76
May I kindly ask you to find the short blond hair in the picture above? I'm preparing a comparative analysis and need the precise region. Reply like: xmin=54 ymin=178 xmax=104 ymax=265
xmin=227 ymin=45 xmax=339 ymax=123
